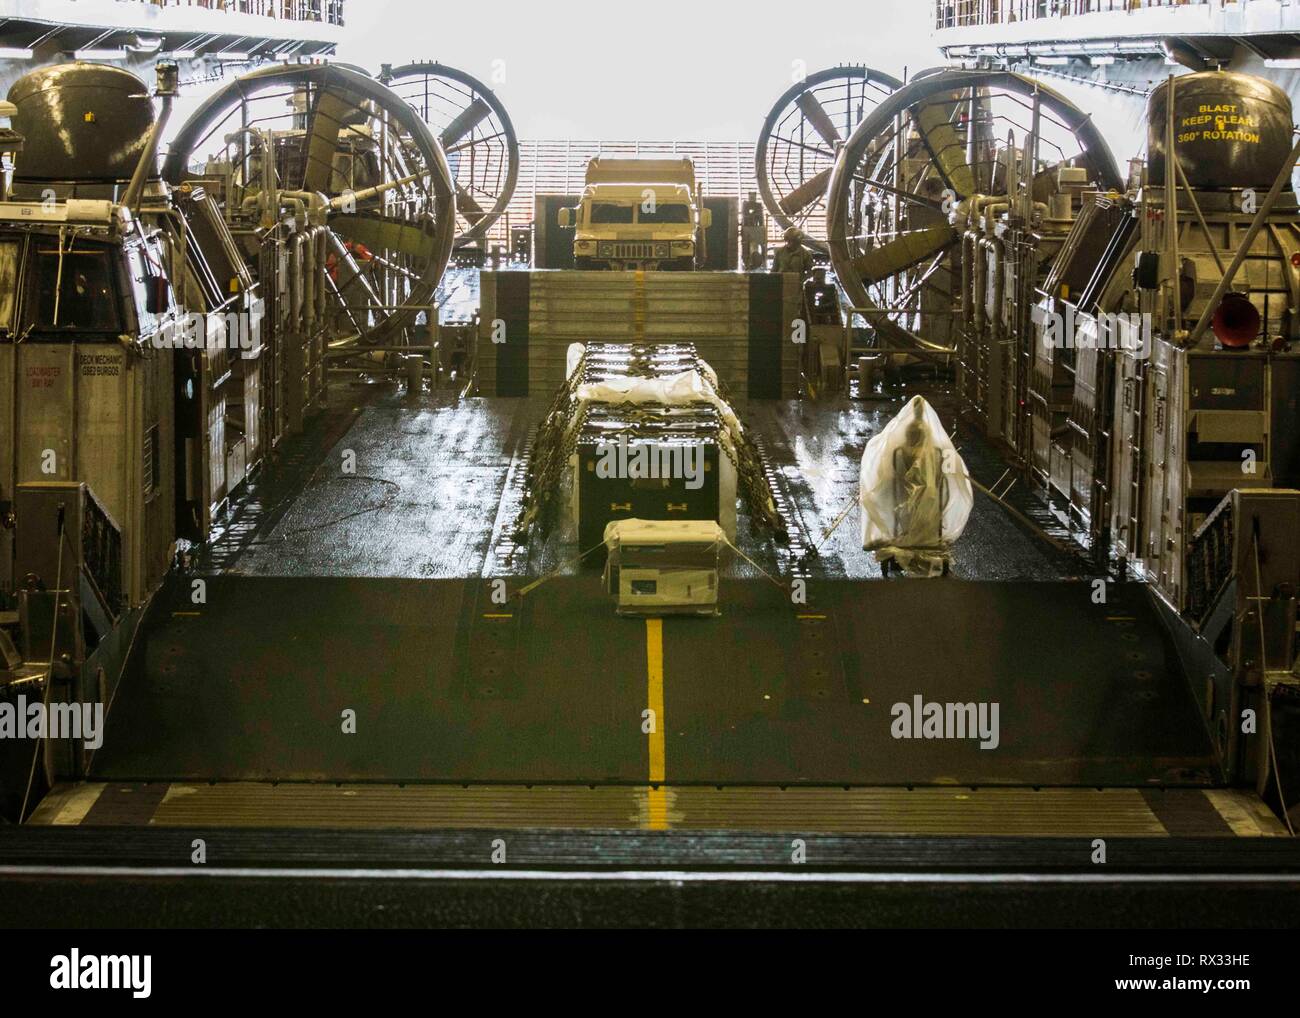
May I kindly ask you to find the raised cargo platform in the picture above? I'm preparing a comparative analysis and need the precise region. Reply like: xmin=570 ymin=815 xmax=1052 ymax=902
xmin=476 ymin=271 xmax=804 ymax=398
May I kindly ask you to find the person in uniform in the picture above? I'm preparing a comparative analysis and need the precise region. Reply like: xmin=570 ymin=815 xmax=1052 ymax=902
xmin=804 ymin=266 xmax=840 ymax=324
xmin=772 ymin=227 xmax=816 ymax=279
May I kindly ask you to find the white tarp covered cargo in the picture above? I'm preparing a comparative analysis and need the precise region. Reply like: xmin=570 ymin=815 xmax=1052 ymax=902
xmin=603 ymin=518 xmax=724 ymax=616
xmin=859 ymin=395 xmax=973 ymax=575
xmin=567 ymin=363 xmax=740 ymax=540
xmin=567 ymin=342 xmax=586 ymax=380
xmin=575 ymin=368 xmax=742 ymax=437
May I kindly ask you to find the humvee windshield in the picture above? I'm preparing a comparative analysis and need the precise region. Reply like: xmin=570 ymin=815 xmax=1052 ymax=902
xmin=590 ymin=203 xmax=635 ymax=224
xmin=639 ymin=204 xmax=691 ymax=224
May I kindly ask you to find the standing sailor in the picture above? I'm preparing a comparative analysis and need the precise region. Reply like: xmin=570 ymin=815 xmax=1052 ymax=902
xmin=772 ymin=227 xmax=816 ymax=279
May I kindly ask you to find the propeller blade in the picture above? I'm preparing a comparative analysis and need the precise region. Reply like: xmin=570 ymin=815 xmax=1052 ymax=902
xmin=797 ymin=91 xmax=842 ymax=149
xmin=455 ymin=184 xmax=486 ymax=226
xmin=303 ymin=86 xmax=355 ymax=194
xmin=439 ymin=97 xmax=492 ymax=149
xmin=334 ymin=213 xmax=437 ymax=261
xmin=851 ymin=224 xmax=959 ymax=284
xmin=778 ymin=167 xmax=833 ymax=217
xmin=916 ymin=98 xmax=977 ymax=199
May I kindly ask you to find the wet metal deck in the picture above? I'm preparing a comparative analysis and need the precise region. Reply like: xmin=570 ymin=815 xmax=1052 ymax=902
xmin=204 ymin=386 xmax=1079 ymax=583
xmin=84 ymin=384 xmax=1220 ymax=800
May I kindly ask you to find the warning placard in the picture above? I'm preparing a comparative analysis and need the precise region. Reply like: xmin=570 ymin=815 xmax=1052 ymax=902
xmin=1178 ymin=103 xmax=1262 ymax=146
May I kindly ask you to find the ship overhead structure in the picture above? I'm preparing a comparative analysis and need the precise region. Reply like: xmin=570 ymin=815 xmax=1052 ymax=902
xmin=935 ymin=0 xmax=1300 ymax=69
xmin=933 ymin=1 xmax=1300 ymax=158
xmin=0 ymin=0 xmax=345 ymax=92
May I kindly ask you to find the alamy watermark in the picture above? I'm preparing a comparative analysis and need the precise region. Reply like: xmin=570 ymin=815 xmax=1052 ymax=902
xmin=595 ymin=435 xmax=705 ymax=491
xmin=0 ymin=696 xmax=103 ymax=750
xmin=891 ymin=694 xmax=1000 ymax=750
xmin=50 ymin=950 xmax=151 ymax=998
xmin=148 ymin=309 xmax=263 ymax=355
xmin=1034 ymin=305 xmax=1153 ymax=360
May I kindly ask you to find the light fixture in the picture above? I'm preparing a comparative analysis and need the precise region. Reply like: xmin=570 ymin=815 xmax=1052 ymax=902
xmin=0 ymin=47 xmax=34 ymax=59
xmin=1035 ymin=57 xmax=1071 ymax=66
xmin=216 ymin=51 xmax=252 ymax=61
xmin=1265 ymin=58 xmax=1300 ymax=68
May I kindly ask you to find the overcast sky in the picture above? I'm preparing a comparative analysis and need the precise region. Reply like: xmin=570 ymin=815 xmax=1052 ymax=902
xmin=337 ymin=0 xmax=938 ymax=140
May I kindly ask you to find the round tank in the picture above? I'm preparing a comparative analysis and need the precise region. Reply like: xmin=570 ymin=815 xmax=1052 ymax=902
xmin=1147 ymin=71 xmax=1294 ymax=191
xmin=7 ymin=62 xmax=154 ymax=184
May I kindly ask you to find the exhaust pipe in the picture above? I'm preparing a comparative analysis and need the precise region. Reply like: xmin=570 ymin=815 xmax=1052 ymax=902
xmin=123 ymin=61 xmax=179 ymax=213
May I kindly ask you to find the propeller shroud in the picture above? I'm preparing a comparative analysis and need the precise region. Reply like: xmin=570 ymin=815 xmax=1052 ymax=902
xmin=756 ymin=65 xmax=903 ymax=254
xmin=379 ymin=61 xmax=520 ymax=247
xmin=824 ymin=68 xmax=1122 ymax=355
xmin=163 ymin=62 xmax=457 ymax=349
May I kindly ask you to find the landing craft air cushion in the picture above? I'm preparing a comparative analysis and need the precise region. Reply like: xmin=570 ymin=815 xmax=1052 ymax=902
xmin=0 ymin=39 xmax=1296 ymax=930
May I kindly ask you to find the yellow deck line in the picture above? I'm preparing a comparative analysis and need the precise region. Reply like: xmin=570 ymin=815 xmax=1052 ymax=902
xmin=632 ymin=271 xmax=647 ymax=343
xmin=645 ymin=618 xmax=668 ymax=829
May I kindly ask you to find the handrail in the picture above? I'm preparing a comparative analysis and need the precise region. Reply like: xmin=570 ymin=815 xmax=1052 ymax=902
xmin=80 ymin=484 xmax=124 ymax=619
xmin=111 ymin=1 xmax=346 ymax=28
xmin=1186 ymin=489 xmax=1235 ymax=626
xmin=936 ymin=0 xmax=1239 ymax=32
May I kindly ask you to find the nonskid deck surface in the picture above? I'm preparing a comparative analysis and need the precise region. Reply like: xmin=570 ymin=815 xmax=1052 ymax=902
xmin=86 ymin=575 xmax=1219 ymax=788
xmin=32 ymin=782 xmax=1286 ymax=837
xmin=202 ymin=384 xmax=1082 ymax=583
